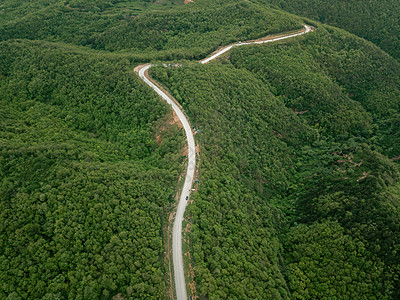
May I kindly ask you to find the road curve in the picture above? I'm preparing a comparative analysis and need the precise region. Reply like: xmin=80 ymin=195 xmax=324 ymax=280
xmin=200 ymin=25 xmax=311 ymax=64
xmin=136 ymin=24 xmax=311 ymax=300
xmin=138 ymin=65 xmax=195 ymax=300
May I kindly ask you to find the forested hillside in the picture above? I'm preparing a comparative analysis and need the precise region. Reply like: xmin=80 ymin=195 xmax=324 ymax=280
xmin=0 ymin=40 xmax=185 ymax=298
xmin=0 ymin=0 xmax=303 ymax=61
xmin=0 ymin=0 xmax=309 ymax=298
xmin=90 ymin=1 xmax=302 ymax=56
xmin=258 ymin=0 xmax=400 ymax=60
xmin=0 ymin=0 xmax=184 ymax=26
xmin=231 ymin=25 xmax=400 ymax=158
xmin=1 ymin=0 xmax=400 ymax=299
xmin=151 ymin=24 xmax=400 ymax=298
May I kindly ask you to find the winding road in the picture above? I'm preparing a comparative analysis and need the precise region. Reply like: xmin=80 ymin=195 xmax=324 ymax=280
xmin=136 ymin=24 xmax=311 ymax=300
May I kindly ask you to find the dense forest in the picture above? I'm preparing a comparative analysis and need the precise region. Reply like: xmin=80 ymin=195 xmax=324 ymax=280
xmin=1 ymin=0 xmax=400 ymax=299
xmin=0 ymin=0 xmax=184 ymax=26
xmin=151 ymin=24 xmax=400 ymax=298
xmin=258 ymin=0 xmax=400 ymax=61
xmin=0 ymin=40 xmax=185 ymax=298
xmin=0 ymin=0 xmax=302 ymax=61
xmin=230 ymin=25 xmax=400 ymax=158
xmin=0 ymin=0 xmax=303 ymax=61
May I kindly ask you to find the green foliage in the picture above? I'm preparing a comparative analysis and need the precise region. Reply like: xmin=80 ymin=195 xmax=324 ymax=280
xmin=92 ymin=1 xmax=303 ymax=54
xmin=285 ymin=221 xmax=391 ymax=299
xmin=1 ymin=0 xmax=400 ymax=299
xmin=0 ymin=4 xmax=119 ymax=47
xmin=0 ymin=40 xmax=184 ymax=298
xmin=0 ymin=0 xmax=56 ymax=25
xmin=257 ymin=0 xmax=400 ymax=61
xmin=151 ymin=63 xmax=316 ymax=195
xmin=0 ymin=0 xmax=304 ymax=61
xmin=230 ymin=25 xmax=400 ymax=157
xmin=151 ymin=62 xmax=316 ymax=298
xmin=290 ymin=140 xmax=400 ymax=296
xmin=151 ymin=24 xmax=400 ymax=298
xmin=0 ymin=0 xmax=184 ymax=26
xmin=231 ymin=41 xmax=373 ymax=137
xmin=228 ymin=25 xmax=400 ymax=296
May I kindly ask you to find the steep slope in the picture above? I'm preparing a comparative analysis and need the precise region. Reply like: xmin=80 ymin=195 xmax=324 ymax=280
xmin=0 ymin=1 xmax=308 ymax=298
xmin=91 ymin=1 xmax=302 ymax=54
xmin=1 ymin=0 xmax=399 ymax=299
xmin=230 ymin=25 xmax=400 ymax=161
xmin=0 ymin=40 xmax=184 ymax=299
xmin=151 ymin=24 xmax=400 ymax=298
xmin=0 ymin=0 xmax=184 ymax=26
xmin=151 ymin=63 xmax=316 ymax=298
xmin=0 ymin=0 xmax=304 ymax=61
xmin=257 ymin=0 xmax=400 ymax=60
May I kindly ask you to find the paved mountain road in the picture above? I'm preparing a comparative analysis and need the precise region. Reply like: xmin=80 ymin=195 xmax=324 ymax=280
xmin=138 ymin=65 xmax=196 ymax=300
xmin=200 ymin=25 xmax=311 ymax=64
xmin=136 ymin=24 xmax=311 ymax=300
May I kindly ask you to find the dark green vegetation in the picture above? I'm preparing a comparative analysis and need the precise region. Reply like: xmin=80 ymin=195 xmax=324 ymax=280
xmin=258 ymin=0 xmax=400 ymax=60
xmin=0 ymin=0 xmax=184 ymax=26
xmin=0 ymin=0 xmax=308 ymax=298
xmin=0 ymin=0 xmax=303 ymax=61
xmin=151 ymin=24 xmax=400 ymax=298
xmin=91 ymin=0 xmax=302 ymax=57
xmin=1 ymin=0 xmax=400 ymax=298
xmin=153 ymin=62 xmax=316 ymax=298
xmin=231 ymin=25 xmax=400 ymax=159
xmin=0 ymin=40 xmax=185 ymax=298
